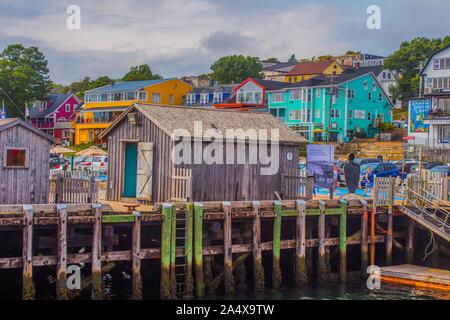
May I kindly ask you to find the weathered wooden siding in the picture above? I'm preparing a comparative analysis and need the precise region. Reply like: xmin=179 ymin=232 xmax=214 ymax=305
xmin=0 ymin=125 xmax=51 ymax=204
xmin=106 ymin=115 xmax=173 ymax=203
xmin=180 ymin=142 xmax=299 ymax=201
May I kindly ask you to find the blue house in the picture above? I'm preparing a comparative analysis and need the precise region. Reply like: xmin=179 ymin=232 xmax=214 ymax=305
xmin=267 ymin=68 xmax=394 ymax=143
xmin=185 ymin=84 xmax=237 ymax=107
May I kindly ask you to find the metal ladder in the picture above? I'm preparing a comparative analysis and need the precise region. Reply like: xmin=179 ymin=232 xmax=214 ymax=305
xmin=174 ymin=210 xmax=188 ymax=298
xmin=399 ymin=185 xmax=450 ymax=242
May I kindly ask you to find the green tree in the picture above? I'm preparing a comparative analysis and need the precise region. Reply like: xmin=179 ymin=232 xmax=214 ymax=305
xmin=288 ymin=54 xmax=297 ymax=64
xmin=384 ymin=36 xmax=450 ymax=100
xmin=210 ymin=55 xmax=262 ymax=83
xmin=0 ymin=44 xmax=51 ymax=118
xmin=122 ymin=64 xmax=162 ymax=81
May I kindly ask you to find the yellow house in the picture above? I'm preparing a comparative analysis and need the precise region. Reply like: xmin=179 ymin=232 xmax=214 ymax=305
xmin=285 ymin=61 xmax=344 ymax=83
xmin=73 ymin=78 xmax=192 ymax=145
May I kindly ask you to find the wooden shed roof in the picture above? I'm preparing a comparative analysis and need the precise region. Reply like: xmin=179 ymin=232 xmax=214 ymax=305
xmin=100 ymin=103 xmax=307 ymax=144
xmin=0 ymin=118 xmax=55 ymax=142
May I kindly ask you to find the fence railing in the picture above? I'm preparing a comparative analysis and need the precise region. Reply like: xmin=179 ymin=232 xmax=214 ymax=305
xmin=49 ymin=173 xmax=99 ymax=204
xmin=281 ymin=169 xmax=313 ymax=200
xmin=171 ymin=167 xmax=192 ymax=202
xmin=404 ymin=144 xmax=450 ymax=163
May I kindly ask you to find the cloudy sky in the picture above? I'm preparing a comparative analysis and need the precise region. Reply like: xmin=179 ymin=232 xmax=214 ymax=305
xmin=1 ymin=0 xmax=449 ymax=84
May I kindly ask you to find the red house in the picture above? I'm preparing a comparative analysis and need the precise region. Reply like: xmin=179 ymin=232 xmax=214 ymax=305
xmin=29 ymin=93 xmax=80 ymax=144
xmin=214 ymin=77 xmax=295 ymax=111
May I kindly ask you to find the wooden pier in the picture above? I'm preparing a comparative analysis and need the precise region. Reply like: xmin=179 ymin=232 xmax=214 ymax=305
xmin=381 ymin=265 xmax=450 ymax=292
xmin=0 ymin=198 xmax=407 ymax=299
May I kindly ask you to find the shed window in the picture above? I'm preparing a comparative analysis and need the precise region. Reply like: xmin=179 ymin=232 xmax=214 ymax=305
xmin=4 ymin=148 xmax=28 ymax=168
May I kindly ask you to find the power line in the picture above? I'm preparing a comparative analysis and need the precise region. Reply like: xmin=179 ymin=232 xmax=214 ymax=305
xmin=0 ymin=87 xmax=26 ymax=117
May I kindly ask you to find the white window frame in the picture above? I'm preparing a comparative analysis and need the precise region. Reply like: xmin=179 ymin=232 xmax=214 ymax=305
xmin=347 ymin=89 xmax=355 ymax=99
xmin=152 ymin=93 xmax=161 ymax=103
xmin=200 ymin=93 xmax=209 ymax=105
xmin=378 ymin=93 xmax=383 ymax=102
xmin=364 ymin=80 xmax=368 ymax=90
xmin=138 ymin=91 xmax=148 ymax=101
xmin=65 ymin=104 xmax=70 ymax=112
xmin=213 ymin=92 xmax=223 ymax=103
xmin=272 ymin=93 xmax=284 ymax=103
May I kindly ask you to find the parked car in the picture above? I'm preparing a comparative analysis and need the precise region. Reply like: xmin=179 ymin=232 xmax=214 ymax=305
xmin=360 ymin=162 xmax=400 ymax=187
xmin=410 ymin=161 xmax=444 ymax=174
xmin=430 ymin=165 xmax=450 ymax=176
xmin=77 ymin=156 xmax=108 ymax=173
xmin=49 ymin=157 xmax=69 ymax=172
xmin=354 ymin=158 xmax=382 ymax=166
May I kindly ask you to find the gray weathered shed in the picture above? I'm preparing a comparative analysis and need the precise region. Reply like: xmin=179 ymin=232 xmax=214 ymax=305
xmin=0 ymin=118 xmax=55 ymax=204
xmin=99 ymin=103 xmax=306 ymax=203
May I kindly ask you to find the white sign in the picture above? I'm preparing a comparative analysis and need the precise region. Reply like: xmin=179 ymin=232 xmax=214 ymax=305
xmin=354 ymin=110 xmax=366 ymax=119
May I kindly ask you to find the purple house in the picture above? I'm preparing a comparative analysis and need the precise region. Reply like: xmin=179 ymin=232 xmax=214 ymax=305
xmin=29 ymin=93 xmax=80 ymax=144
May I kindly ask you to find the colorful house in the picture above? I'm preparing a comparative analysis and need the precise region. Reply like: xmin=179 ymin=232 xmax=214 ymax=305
xmin=214 ymin=78 xmax=297 ymax=111
xmin=262 ymin=62 xmax=297 ymax=82
xmin=285 ymin=60 xmax=344 ymax=84
xmin=268 ymin=68 xmax=394 ymax=143
xmin=74 ymin=78 xmax=192 ymax=145
xmin=185 ymin=84 xmax=237 ymax=107
xmin=29 ymin=93 xmax=80 ymax=144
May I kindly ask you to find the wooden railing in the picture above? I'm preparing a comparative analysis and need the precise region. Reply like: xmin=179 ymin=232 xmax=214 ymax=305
xmin=49 ymin=174 xmax=98 ymax=204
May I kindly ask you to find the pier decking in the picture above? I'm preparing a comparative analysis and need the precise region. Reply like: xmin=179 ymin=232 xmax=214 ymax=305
xmin=381 ymin=264 xmax=450 ymax=291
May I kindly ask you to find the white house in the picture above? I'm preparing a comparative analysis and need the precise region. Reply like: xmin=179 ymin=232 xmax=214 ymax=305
xmin=419 ymin=44 xmax=450 ymax=148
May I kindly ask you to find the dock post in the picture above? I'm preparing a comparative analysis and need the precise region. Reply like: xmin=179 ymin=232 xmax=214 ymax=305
xmin=272 ymin=201 xmax=282 ymax=290
xmin=371 ymin=206 xmax=376 ymax=265
xmin=360 ymin=200 xmax=369 ymax=279
xmin=406 ymin=220 xmax=415 ymax=264
xmin=252 ymin=201 xmax=264 ymax=291
xmin=318 ymin=201 xmax=327 ymax=283
xmin=295 ymin=200 xmax=307 ymax=287
xmin=56 ymin=204 xmax=68 ymax=300
xmin=170 ymin=204 xmax=177 ymax=296
xmin=386 ymin=205 xmax=393 ymax=266
xmin=223 ymin=201 xmax=234 ymax=295
xmin=91 ymin=204 xmax=103 ymax=300
xmin=160 ymin=203 xmax=174 ymax=299
xmin=185 ymin=203 xmax=194 ymax=298
xmin=194 ymin=203 xmax=205 ymax=297
xmin=132 ymin=211 xmax=142 ymax=300
xmin=339 ymin=200 xmax=347 ymax=283
xmin=22 ymin=205 xmax=35 ymax=300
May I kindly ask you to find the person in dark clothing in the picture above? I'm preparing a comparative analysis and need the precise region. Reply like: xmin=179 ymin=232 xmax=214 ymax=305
xmin=343 ymin=153 xmax=361 ymax=193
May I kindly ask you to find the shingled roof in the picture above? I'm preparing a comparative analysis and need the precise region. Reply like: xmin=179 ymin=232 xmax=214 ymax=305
xmin=287 ymin=60 xmax=335 ymax=76
xmin=29 ymin=94 xmax=76 ymax=118
xmin=100 ymin=104 xmax=307 ymax=144
xmin=0 ymin=118 xmax=55 ymax=142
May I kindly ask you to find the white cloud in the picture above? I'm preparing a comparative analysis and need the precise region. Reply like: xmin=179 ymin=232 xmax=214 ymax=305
xmin=1 ymin=0 xmax=449 ymax=83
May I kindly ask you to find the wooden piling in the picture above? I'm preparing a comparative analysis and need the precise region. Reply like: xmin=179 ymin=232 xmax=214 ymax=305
xmin=160 ymin=203 xmax=173 ymax=299
xmin=371 ymin=206 xmax=376 ymax=265
xmin=386 ymin=206 xmax=393 ymax=266
xmin=223 ymin=201 xmax=234 ymax=294
xmin=252 ymin=201 xmax=264 ymax=291
xmin=406 ymin=220 xmax=415 ymax=264
xmin=339 ymin=200 xmax=347 ymax=283
xmin=56 ymin=204 xmax=68 ymax=300
xmin=318 ymin=201 xmax=327 ymax=283
xmin=170 ymin=205 xmax=177 ymax=296
xmin=22 ymin=205 xmax=35 ymax=300
xmin=295 ymin=200 xmax=307 ymax=287
xmin=184 ymin=203 xmax=194 ymax=298
xmin=360 ymin=200 xmax=369 ymax=278
xmin=132 ymin=211 xmax=142 ymax=300
xmin=194 ymin=203 xmax=205 ymax=297
xmin=91 ymin=204 xmax=103 ymax=300
xmin=272 ymin=201 xmax=282 ymax=290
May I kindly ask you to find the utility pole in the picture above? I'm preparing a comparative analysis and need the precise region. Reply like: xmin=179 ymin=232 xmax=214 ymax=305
xmin=326 ymin=71 xmax=336 ymax=143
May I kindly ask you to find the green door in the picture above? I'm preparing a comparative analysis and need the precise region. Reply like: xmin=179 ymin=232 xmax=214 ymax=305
xmin=123 ymin=144 xmax=138 ymax=197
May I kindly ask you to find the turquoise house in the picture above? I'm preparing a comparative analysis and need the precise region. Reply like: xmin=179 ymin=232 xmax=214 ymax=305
xmin=267 ymin=69 xmax=394 ymax=143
